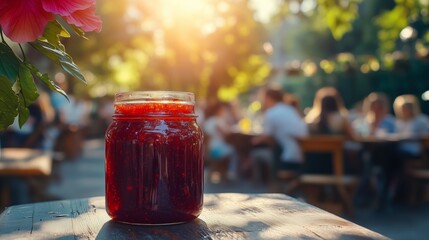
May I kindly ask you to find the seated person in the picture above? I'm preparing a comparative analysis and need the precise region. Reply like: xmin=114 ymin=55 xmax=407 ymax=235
xmin=353 ymin=92 xmax=396 ymax=137
xmin=204 ymin=101 xmax=239 ymax=181
xmin=306 ymin=87 xmax=354 ymax=137
xmin=251 ymin=88 xmax=308 ymax=183
xmin=353 ymin=93 xmax=398 ymax=209
xmin=394 ymin=94 xmax=429 ymax=158
xmin=305 ymin=87 xmax=357 ymax=174
xmin=1 ymin=102 xmax=45 ymax=149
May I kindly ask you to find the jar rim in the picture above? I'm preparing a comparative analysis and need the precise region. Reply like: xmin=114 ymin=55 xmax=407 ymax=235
xmin=115 ymin=91 xmax=195 ymax=104
xmin=112 ymin=114 xmax=197 ymax=119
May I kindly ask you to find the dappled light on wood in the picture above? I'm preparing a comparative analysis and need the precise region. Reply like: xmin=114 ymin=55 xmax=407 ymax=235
xmin=0 ymin=194 xmax=388 ymax=239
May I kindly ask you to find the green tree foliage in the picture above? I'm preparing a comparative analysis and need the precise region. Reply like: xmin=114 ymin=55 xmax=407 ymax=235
xmin=317 ymin=0 xmax=362 ymax=40
xmin=376 ymin=0 xmax=429 ymax=53
xmin=24 ymin=0 xmax=429 ymax=115
xmin=66 ymin=0 xmax=270 ymax=101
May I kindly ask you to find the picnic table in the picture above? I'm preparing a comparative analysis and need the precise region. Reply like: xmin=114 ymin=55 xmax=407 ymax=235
xmin=0 ymin=148 xmax=52 ymax=207
xmin=0 ymin=148 xmax=52 ymax=176
xmin=0 ymin=193 xmax=388 ymax=239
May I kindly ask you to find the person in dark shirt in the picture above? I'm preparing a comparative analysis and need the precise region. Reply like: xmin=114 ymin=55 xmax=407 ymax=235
xmin=1 ymin=103 xmax=45 ymax=149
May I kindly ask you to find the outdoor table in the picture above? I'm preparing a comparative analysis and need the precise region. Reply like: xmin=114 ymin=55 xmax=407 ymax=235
xmin=354 ymin=135 xmax=417 ymax=211
xmin=0 ymin=148 xmax=52 ymax=176
xmin=0 ymin=148 xmax=52 ymax=207
xmin=0 ymin=193 xmax=388 ymax=239
xmin=226 ymin=131 xmax=255 ymax=156
xmin=225 ymin=132 xmax=257 ymax=175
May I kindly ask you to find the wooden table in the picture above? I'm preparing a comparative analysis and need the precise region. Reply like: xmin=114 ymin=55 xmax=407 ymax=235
xmin=354 ymin=136 xmax=418 ymax=211
xmin=0 ymin=193 xmax=388 ymax=239
xmin=0 ymin=148 xmax=52 ymax=207
xmin=0 ymin=148 xmax=52 ymax=176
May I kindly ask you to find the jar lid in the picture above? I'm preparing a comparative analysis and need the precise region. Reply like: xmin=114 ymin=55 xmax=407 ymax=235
xmin=114 ymin=91 xmax=196 ymax=116
xmin=115 ymin=91 xmax=195 ymax=105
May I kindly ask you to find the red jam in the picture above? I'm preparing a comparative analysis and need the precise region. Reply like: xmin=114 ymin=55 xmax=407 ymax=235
xmin=105 ymin=91 xmax=204 ymax=225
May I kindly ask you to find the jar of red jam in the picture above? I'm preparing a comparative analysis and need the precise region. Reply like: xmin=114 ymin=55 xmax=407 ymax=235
xmin=105 ymin=91 xmax=204 ymax=225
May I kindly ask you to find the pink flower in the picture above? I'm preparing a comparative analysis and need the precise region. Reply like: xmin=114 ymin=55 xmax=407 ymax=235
xmin=42 ymin=0 xmax=94 ymax=15
xmin=63 ymin=5 xmax=102 ymax=32
xmin=0 ymin=1 xmax=54 ymax=43
xmin=0 ymin=0 xmax=102 ymax=43
xmin=42 ymin=0 xmax=102 ymax=32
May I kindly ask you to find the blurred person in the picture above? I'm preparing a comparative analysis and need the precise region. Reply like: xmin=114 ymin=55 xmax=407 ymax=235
xmin=56 ymin=92 xmax=91 ymax=159
xmin=46 ymin=73 xmax=91 ymax=159
xmin=394 ymin=94 xmax=429 ymax=158
xmin=353 ymin=93 xmax=398 ymax=211
xmin=44 ymin=72 xmax=70 ymax=152
xmin=226 ymin=99 xmax=242 ymax=126
xmin=1 ymin=101 xmax=45 ymax=149
xmin=393 ymin=95 xmax=429 ymax=207
xmin=353 ymin=92 xmax=396 ymax=136
xmin=98 ymin=95 xmax=115 ymax=129
xmin=305 ymin=87 xmax=354 ymax=138
xmin=250 ymin=88 xmax=308 ymax=184
xmin=204 ymin=101 xmax=239 ymax=181
xmin=62 ymin=93 xmax=91 ymax=128
xmin=348 ymin=101 xmax=364 ymax=122
xmin=284 ymin=93 xmax=303 ymax=117
xmin=50 ymin=72 xmax=70 ymax=115
xmin=38 ymin=91 xmax=56 ymax=125
xmin=1 ymin=91 xmax=54 ymax=149
xmin=195 ymin=100 xmax=206 ymax=127
xmin=304 ymin=87 xmax=358 ymax=174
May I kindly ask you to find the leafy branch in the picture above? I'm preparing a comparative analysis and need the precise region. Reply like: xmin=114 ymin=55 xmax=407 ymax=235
xmin=0 ymin=20 xmax=87 ymax=131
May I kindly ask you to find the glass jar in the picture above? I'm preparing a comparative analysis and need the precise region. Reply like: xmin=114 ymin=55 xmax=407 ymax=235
xmin=105 ymin=91 xmax=204 ymax=225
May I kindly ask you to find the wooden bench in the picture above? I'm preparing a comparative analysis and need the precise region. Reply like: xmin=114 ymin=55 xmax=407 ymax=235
xmin=298 ymin=136 xmax=359 ymax=215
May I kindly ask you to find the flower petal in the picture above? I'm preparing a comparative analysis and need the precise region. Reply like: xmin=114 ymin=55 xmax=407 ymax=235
xmin=64 ymin=5 xmax=102 ymax=32
xmin=42 ymin=0 xmax=94 ymax=16
xmin=0 ymin=0 xmax=53 ymax=43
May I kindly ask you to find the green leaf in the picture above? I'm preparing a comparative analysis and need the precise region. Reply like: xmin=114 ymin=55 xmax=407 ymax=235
xmin=17 ymin=94 xmax=29 ymax=128
xmin=70 ymin=25 xmax=87 ymax=39
xmin=317 ymin=0 xmax=361 ymax=40
xmin=55 ymin=17 xmax=87 ymax=39
xmin=25 ymin=63 xmax=69 ymax=101
xmin=0 ymin=76 xmax=19 ymax=130
xmin=18 ymin=64 xmax=39 ymax=107
xmin=41 ymin=21 xmax=71 ymax=51
xmin=30 ymin=40 xmax=87 ymax=84
xmin=0 ymin=42 xmax=20 ymax=83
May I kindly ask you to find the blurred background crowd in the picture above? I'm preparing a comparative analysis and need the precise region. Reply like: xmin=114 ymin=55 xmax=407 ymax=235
xmin=202 ymin=86 xmax=429 ymax=210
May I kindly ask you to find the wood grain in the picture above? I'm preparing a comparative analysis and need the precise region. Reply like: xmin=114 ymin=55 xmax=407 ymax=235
xmin=0 ymin=148 xmax=52 ymax=176
xmin=0 ymin=194 xmax=389 ymax=240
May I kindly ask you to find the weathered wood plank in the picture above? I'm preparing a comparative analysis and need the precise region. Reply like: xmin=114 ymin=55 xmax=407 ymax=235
xmin=70 ymin=198 xmax=108 ymax=239
xmin=29 ymin=199 xmax=75 ymax=240
xmin=0 ymin=204 xmax=34 ymax=239
xmin=0 ymin=194 xmax=389 ymax=240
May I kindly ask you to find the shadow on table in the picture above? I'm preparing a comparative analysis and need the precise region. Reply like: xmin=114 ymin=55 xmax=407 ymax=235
xmin=338 ymin=235 xmax=380 ymax=240
xmin=96 ymin=218 xmax=211 ymax=240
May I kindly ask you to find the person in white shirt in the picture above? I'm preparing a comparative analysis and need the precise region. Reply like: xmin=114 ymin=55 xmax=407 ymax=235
xmin=250 ymin=88 xmax=308 ymax=184
xmin=394 ymin=94 xmax=429 ymax=157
